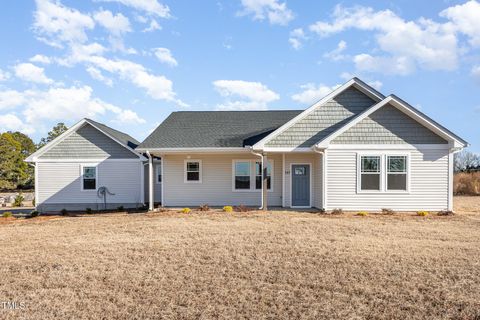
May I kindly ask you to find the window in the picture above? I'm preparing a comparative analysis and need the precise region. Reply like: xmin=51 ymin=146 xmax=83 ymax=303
xmin=360 ymin=156 xmax=381 ymax=191
xmin=235 ymin=161 xmax=251 ymax=189
xmin=185 ymin=160 xmax=201 ymax=182
xmin=82 ymin=166 xmax=97 ymax=190
xmin=156 ymin=164 xmax=162 ymax=184
xmin=387 ymin=156 xmax=407 ymax=191
xmin=255 ymin=161 xmax=272 ymax=190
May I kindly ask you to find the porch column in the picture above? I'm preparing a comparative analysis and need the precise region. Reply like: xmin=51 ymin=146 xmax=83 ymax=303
xmin=147 ymin=151 xmax=154 ymax=211
xmin=262 ymin=154 xmax=268 ymax=211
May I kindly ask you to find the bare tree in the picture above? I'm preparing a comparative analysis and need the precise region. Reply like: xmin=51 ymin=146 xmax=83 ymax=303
xmin=454 ymin=150 xmax=480 ymax=172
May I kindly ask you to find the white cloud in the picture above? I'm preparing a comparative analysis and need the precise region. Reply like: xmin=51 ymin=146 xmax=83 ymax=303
xmin=93 ymin=10 xmax=131 ymax=36
xmin=323 ymin=40 xmax=347 ymax=61
xmin=30 ymin=54 xmax=52 ymax=64
xmin=143 ymin=19 xmax=162 ymax=32
xmin=289 ymin=28 xmax=306 ymax=50
xmin=238 ymin=0 xmax=294 ymax=25
xmin=440 ymin=0 xmax=480 ymax=47
xmin=153 ymin=48 xmax=178 ymax=67
xmin=98 ymin=0 xmax=171 ymax=18
xmin=33 ymin=0 xmax=95 ymax=47
xmin=113 ymin=109 xmax=146 ymax=124
xmin=309 ymin=5 xmax=459 ymax=75
xmin=0 ymin=114 xmax=35 ymax=134
xmin=14 ymin=63 xmax=54 ymax=84
xmin=0 ymin=69 xmax=10 ymax=81
xmin=472 ymin=65 xmax=480 ymax=78
xmin=213 ymin=80 xmax=279 ymax=110
xmin=0 ymin=90 xmax=26 ymax=110
xmin=367 ymin=80 xmax=383 ymax=90
xmin=291 ymin=83 xmax=340 ymax=105
xmin=86 ymin=66 xmax=113 ymax=86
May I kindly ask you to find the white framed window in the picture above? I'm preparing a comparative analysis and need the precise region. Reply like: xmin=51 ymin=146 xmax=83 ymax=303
xmin=184 ymin=160 xmax=202 ymax=183
xmin=359 ymin=156 xmax=381 ymax=191
xmin=81 ymin=164 xmax=98 ymax=191
xmin=232 ymin=159 xmax=274 ymax=191
xmin=156 ymin=163 xmax=162 ymax=184
xmin=387 ymin=155 xmax=408 ymax=191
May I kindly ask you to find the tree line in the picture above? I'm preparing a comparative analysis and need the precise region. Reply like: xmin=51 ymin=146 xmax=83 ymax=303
xmin=0 ymin=123 xmax=68 ymax=190
xmin=454 ymin=150 xmax=480 ymax=173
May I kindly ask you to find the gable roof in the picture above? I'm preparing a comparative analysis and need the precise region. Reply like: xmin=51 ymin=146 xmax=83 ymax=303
xmin=252 ymin=77 xmax=385 ymax=149
xmin=136 ymin=110 xmax=302 ymax=150
xmin=26 ymin=118 xmax=144 ymax=162
xmin=315 ymin=95 xmax=468 ymax=148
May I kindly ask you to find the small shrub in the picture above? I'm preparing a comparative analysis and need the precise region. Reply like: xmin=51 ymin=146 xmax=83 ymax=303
xmin=60 ymin=208 xmax=68 ymax=216
xmin=356 ymin=211 xmax=368 ymax=216
xmin=381 ymin=208 xmax=395 ymax=215
xmin=223 ymin=205 xmax=233 ymax=213
xmin=318 ymin=208 xmax=326 ymax=214
xmin=13 ymin=194 xmax=24 ymax=207
xmin=437 ymin=210 xmax=455 ymax=216
xmin=199 ymin=204 xmax=210 ymax=211
xmin=235 ymin=205 xmax=250 ymax=212
xmin=29 ymin=210 xmax=39 ymax=218
xmin=86 ymin=208 xmax=93 ymax=214
xmin=117 ymin=206 xmax=124 ymax=212
xmin=331 ymin=208 xmax=344 ymax=215
xmin=2 ymin=211 xmax=13 ymax=218
xmin=32 ymin=197 xmax=35 ymax=207
xmin=417 ymin=211 xmax=429 ymax=216
xmin=181 ymin=208 xmax=191 ymax=214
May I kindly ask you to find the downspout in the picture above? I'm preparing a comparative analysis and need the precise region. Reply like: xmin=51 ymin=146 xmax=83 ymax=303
xmin=146 ymin=151 xmax=154 ymax=211
xmin=313 ymin=146 xmax=326 ymax=210
xmin=249 ymin=147 xmax=264 ymax=210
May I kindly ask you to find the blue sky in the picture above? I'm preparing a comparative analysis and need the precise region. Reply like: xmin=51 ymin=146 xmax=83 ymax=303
xmin=0 ymin=0 xmax=478 ymax=151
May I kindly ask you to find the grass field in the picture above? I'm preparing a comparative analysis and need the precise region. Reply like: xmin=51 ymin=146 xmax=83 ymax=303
xmin=1 ymin=197 xmax=479 ymax=319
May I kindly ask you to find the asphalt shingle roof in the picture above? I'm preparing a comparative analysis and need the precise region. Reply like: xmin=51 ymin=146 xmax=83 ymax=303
xmin=86 ymin=118 xmax=141 ymax=149
xmin=138 ymin=111 xmax=302 ymax=149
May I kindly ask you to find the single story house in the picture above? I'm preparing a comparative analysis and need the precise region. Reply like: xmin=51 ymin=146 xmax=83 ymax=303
xmin=26 ymin=78 xmax=468 ymax=213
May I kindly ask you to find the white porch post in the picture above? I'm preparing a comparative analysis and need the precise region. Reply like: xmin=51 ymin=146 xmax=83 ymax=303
xmin=262 ymin=154 xmax=268 ymax=211
xmin=448 ymin=152 xmax=454 ymax=211
xmin=282 ymin=153 xmax=285 ymax=208
xmin=147 ymin=151 xmax=154 ymax=211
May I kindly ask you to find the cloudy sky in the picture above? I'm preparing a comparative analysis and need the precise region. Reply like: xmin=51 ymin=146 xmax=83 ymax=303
xmin=0 ymin=0 xmax=478 ymax=151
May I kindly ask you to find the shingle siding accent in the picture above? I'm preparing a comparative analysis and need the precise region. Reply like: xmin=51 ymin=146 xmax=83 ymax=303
xmin=40 ymin=124 xmax=138 ymax=159
xmin=266 ymin=87 xmax=376 ymax=148
xmin=332 ymin=104 xmax=448 ymax=144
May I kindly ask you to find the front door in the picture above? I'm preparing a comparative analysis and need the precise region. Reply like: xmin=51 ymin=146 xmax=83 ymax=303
xmin=291 ymin=164 xmax=310 ymax=207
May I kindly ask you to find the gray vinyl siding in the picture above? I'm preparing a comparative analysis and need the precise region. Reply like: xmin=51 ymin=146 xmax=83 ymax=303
xmin=326 ymin=147 xmax=449 ymax=211
xmin=36 ymin=160 xmax=143 ymax=212
xmin=283 ymin=153 xmax=321 ymax=208
xmin=40 ymin=124 xmax=138 ymax=159
xmin=163 ymin=154 xmax=283 ymax=207
xmin=143 ymin=161 xmax=162 ymax=203
xmin=332 ymin=104 xmax=448 ymax=144
xmin=266 ymin=87 xmax=376 ymax=148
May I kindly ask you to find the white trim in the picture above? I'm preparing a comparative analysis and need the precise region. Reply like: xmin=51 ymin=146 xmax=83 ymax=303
xmin=31 ymin=158 xmax=143 ymax=163
xmin=282 ymin=153 xmax=285 ymax=207
xmin=161 ymin=155 xmax=165 ymax=206
xmin=261 ymin=147 xmax=313 ymax=153
xmin=231 ymin=159 xmax=274 ymax=192
xmin=25 ymin=119 xmax=145 ymax=162
xmin=34 ymin=163 xmax=39 ymax=207
xmin=140 ymin=161 xmax=144 ymax=205
xmin=80 ymin=163 xmax=99 ymax=192
xmin=326 ymin=144 xmax=450 ymax=150
xmin=290 ymin=163 xmax=312 ymax=208
xmin=155 ymin=163 xmax=162 ymax=184
xmin=253 ymin=78 xmax=384 ymax=149
xmin=322 ymin=150 xmax=327 ymax=210
xmin=138 ymin=147 xmax=249 ymax=154
xmin=448 ymin=152 xmax=453 ymax=211
xmin=316 ymin=96 xmax=467 ymax=149
xmin=184 ymin=159 xmax=202 ymax=183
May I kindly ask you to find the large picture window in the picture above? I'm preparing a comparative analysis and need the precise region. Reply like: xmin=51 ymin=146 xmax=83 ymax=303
xmin=255 ymin=161 xmax=272 ymax=190
xmin=234 ymin=161 xmax=251 ymax=189
xmin=233 ymin=160 xmax=274 ymax=191
xmin=82 ymin=166 xmax=97 ymax=190
xmin=387 ymin=156 xmax=407 ymax=191
xmin=185 ymin=160 xmax=201 ymax=183
xmin=360 ymin=156 xmax=381 ymax=191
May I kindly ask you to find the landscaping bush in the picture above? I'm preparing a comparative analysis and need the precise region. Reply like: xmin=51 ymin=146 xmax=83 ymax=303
xmin=356 ymin=211 xmax=368 ymax=216
xmin=417 ymin=211 xmax=429 ymax=216
xmin=454 ymin=172 xmax=480 ymax=195
xmin=29 ymin=210 xmax=39 ymax=218
xmin=60 ymin=208 xmax=68 ymax=216
xmin=181 ymin=208 xmax=191 ymax=214
xmin=223 ymin=205 xmax=233 ymax=213
xmin=2 ymin=211 xmax=13 ymax=218
xmin=381 ymin=208 xmax=395 ymax=215
xmin=331 ymin=208 xmax=344 ymax=215
xmin=13 ymin=194 xmax=24 ymax=207
xmin=117 ymin=206 xmax=124 ymax=212
xmin=235 ymin=205 xmax=250 ymax=212
xmin=86 ymin=208 xmax=93 ymax=214
xmin=318 ymin=208 xmax=326 ymax=214
xmin=199 ymin=204 xmax=210 ymax=211
xmin=437 ymin=210 xmax=455 ymax=216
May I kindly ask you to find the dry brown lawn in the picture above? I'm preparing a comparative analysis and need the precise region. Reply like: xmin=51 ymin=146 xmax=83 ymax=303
xmin=1 ymin=197 xmax=479 ymax=320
